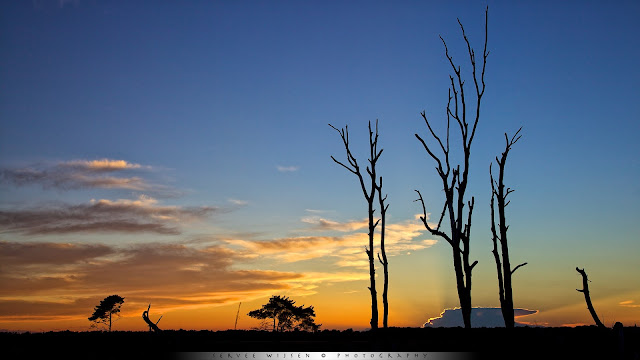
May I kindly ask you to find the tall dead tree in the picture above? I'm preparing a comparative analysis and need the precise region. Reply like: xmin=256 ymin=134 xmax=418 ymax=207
xmin=576 ymin=267 xmax=606 ymax=328
xmin=490 ymin=128 xmax=527 ymax=328
xmin=414 ymin=7 xmax=488 ymax=329
xmin=330 ymin=120 xmax=383 ymax=330
xmin=376 ymin=176 xmax=389 ymax=328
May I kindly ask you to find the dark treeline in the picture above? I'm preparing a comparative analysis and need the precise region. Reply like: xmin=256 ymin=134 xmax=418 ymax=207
xmin=3 ymin=327 xmax=639 ymax=360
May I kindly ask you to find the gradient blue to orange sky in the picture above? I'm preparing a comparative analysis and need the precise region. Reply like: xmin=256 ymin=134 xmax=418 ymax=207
xmin=1 ymin=0 xmax=639 ymax=332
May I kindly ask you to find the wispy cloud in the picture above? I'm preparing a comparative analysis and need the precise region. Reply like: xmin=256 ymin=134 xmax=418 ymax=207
xmin=0 ymin=241 xmax=113 ymax=265
xmin=61 ymin=159 xmax=144 ymax=171
xmin=301 ymin=217 xmax=368 ymax=232
xmin=304 ymin=209 xmax=332 ymax=214
xmin=619 ymin=300 xmax=640 ymax=308
xmin=276 ymin=165 xmax=299 ymax=173
xmin=0 ymin=195 xmax=216 ymax=235
xmin=0 ymin=159 xmax=172 ymax=194
xmin=0 ymin=240 xmax=366 ymax=322
xmin=227 ymin=217 xmax=436 ymax=267
xmin=228 ymin=198 xmax=248 ymax=206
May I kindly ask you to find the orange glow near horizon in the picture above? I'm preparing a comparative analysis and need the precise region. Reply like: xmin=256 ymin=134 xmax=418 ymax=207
xmin=1 ymin=221 xmax=638 ymax=332
xmin=2 ymin=288 xmax=639 ymax=332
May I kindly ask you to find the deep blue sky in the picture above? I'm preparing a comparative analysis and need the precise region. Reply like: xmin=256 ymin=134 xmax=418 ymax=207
xmin=3 ymin=0 xmax=638 ymax=234
xmin=1 ymin=0 xmax=639 ymax=329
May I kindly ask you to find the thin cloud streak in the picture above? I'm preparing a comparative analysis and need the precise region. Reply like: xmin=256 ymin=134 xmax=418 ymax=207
xmin=228 ymin=198 xmax=248 ymax=206
xmin=619 ymin=300 xmax=640 ymax=308
xmin=61 ymin=159 xmax=143 ymax=171
xmin=0 ymin=241 xmax=113 ymax=265
xmin=0 ymin=159 xmax=173 ymax=194
xmin=0 ymin=195 xmax=217 ymax=235
xmin=277 ymin=165 xmax=299 ymax=172
xmin=301 ymin=217 xmax=368 ymax=232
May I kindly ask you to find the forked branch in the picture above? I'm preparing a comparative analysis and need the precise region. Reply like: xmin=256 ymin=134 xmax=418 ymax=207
xmin=414 ymin=190 xmax=458 ymax=252
xmin=142 ymin=304 xmax=162 ymax=333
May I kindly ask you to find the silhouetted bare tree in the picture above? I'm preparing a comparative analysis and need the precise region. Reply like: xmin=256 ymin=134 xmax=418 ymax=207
xmin=576 ymin=267 xmax=606 ymax=328
xmin=490 ymin=128 xmax=527 ymax=329
xmin=142 ymin=303 xmax=163 ymax=333
xmin=329 ymin=120 xmax=384 ymax=329
xmin=414 ymin=7 xmax=488 ymax=329
xmin=376 ymin=176 xmax=389 ymax=328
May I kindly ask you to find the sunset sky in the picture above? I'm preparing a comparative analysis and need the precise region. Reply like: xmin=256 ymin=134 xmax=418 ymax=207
xmin=1 ymin=0 xmax=639 ymax=332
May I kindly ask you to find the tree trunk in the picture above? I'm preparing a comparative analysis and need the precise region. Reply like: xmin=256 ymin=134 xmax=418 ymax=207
xmin=490 ymin=129 xmax=525 ymax=329
xmin=576 ymin=267 xmax=606 ymax=328
xmin=367 ymin=203 xmax=378 ymax=330
xmin=377 ymin=177 xmax=389 ymax=329
xmin=142 ymin=304 xmax=162 ymax=333
xmin=452 ymin=247 xmax=471 ymax=328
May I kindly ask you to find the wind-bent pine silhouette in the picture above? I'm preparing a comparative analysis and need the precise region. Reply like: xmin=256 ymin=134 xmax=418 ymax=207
xmin=142 ymin=303 xmax=163 ymax=333
xmin=576 ymin=267 xmax=606 ymax=328
xmin=247 ymin=295 xmax=320 ymax=332
xmin=329 ymin=120 xmax=387 ymax=329
xmin=490 ymin=127 xmax=527 ymax=329
xmin=414 ymin=7 xmax=489 ymax=329
xmin=88 ymin=295 xmax=124 ymax=332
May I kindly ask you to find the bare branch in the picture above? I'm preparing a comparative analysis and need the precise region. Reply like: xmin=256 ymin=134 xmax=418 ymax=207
xmin=467 ymin=6 xmax=489 ymax=146
xmin=330 ymin=156 xmax=357 ymax=175
xmin=511 ymin=262 xmax=528 ymax=275
xmin=461 ymin=197 xmax=475 ymax=245
xmin=421 ymin=111 xmax=448 ymax=157
xmin=415 ymin=190 xmax=457 ymax=250
xmin=378 ymin=252 xmax=388 ymax=266
xmin=440 ymin=35 xmax=461 ymax=78
xmin=329 ymin=124 xmax=372 ymax=201
xmin=448 ymin=74 xmax=465 ymax=137
xmin=436 ymin=200 xmax=447 ymax=231
xmin=415 ymin=133 xmax=445 ymax=175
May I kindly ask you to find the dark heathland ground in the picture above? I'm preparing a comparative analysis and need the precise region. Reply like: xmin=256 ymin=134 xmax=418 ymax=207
xmin=3 ymin=326 xmax=639 ymax=360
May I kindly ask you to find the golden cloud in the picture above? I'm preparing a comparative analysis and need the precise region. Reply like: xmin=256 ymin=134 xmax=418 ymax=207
xmin=227 ymin=217 xmax=437 ymax=267
xmin=619 ymin=300 xmax=640 ymax=308
xmin=61 ymin=159 xmax=143 ymax=171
